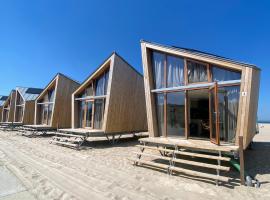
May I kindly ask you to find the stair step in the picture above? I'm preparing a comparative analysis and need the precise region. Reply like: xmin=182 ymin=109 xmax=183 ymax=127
xmin=52 ymin=136 xmax=84 ymax=143
xmin=51 ymin=140 xmax=79 ymax=147
xmin=136 ymin=145 xmax=230 ymax=161
xmin=134 ymin=152 xmax=230 ymax=171
xmin=55 ymin=132 xmax=85 ymax=138
xmin=130 ymin=159 xmax=229 ymax=182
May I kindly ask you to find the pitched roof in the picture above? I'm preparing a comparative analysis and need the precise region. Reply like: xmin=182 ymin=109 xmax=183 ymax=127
xmin=0 ymin=95 xmax=8 ymax=106
xmin=79 ymin=52 xmax=142 ymax=88
xmin=16 ymin=87 xmax=43 ymax=101
xmin=141 ymin=40 xmax=260 ymax=70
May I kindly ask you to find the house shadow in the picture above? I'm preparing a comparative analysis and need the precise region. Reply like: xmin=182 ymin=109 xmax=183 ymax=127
xmin=81 ymin=133 xmax=148 ymax=149
xmin=244 ymin=141 xmax=270 ymax=186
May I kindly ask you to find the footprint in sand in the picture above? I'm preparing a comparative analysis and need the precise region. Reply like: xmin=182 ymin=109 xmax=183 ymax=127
xmin=134 ymin=175 xmax=145 ymax=181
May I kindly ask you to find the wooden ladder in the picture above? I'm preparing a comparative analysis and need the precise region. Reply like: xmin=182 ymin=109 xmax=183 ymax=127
xmin=131 ymin=143 xmax=231 ymax=184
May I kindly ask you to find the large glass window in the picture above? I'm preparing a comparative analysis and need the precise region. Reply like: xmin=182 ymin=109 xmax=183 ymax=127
xmin=3 ymin=109 xmax=9 ymax=122
xmin=16 ymin=94 xmax=24 ymax=105
xmin=47 ymin=104 xmax=53 ymax=125
xmin=94 ymin=99 xmax=105 ymax=129
xmin=152 ymin=52 xmax=165 ymax=89
xmin=152 ymin=52 xmax=185 ymax=89
xmin=155 ymin=94 xmax=165 ymax=136
xmin=166 ymin=92 xmax=185 ymax=137
xmin=187 ymin=61 xmax=208 ymax=83
xmin=95 ymin=70 xmax=109 ymax=96
xmin=212 ymin=66 xmax=241 ymax=82
xmin=76 ymin=69 xmax=109 ymax=129
xmin=78 ymin=101 xmax=85 ymax=128
xmin=218 ymin=86 xmax=240 ymax=143
xmin=85 ymin=83 xmax=94 ymax=96
xmin=167 ymin=56 xmax=185 ymax=87
xmin=48 ymin=89 xmax=55 ymax=102
xmin=85 ymin=102 xmax=93 ymax=127
xmin=15 ymin=107 xmax=23 ymax=122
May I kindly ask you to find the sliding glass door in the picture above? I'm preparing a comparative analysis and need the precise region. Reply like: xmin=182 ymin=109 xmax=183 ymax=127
xmin=39 ymin=104 xmax=53 ymax=125
xmin=78 ymin=99 xmax=105 ymax=129
xmin=209 ymin=83 xmax=220 ymax=145
xmin=85 ymin=101 xmax=93 ymax=128
xmin=94 ymin=99 xmax=105 ymax=129
xmin=166 ymin=92 xmax=185 ymax=137
xmin=78 ymin=100 xmax=93 ymax=128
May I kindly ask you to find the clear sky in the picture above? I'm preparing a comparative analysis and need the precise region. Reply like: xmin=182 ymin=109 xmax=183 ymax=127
xmin=0 ymin=0 xmax=269 ymax=121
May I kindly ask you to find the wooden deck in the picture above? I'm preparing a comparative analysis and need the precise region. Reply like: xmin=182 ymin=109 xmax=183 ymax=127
xmin=58 ymin=128 xmax=147 ymax=138
xmin=58 ymin=128 xmax=104 ymax=137
xmin=139 ymin=137 xmax=239 ymax=153
xmin=23 ymin=125 xmax=56 ymax=131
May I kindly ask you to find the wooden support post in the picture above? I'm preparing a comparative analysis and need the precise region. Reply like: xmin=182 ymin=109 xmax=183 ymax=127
xmin=239 ymin=136 xmax=245 ymax=185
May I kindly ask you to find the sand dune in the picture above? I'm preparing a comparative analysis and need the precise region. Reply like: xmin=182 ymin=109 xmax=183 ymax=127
xmin=0 ymin=125 xmax=269 ymax=200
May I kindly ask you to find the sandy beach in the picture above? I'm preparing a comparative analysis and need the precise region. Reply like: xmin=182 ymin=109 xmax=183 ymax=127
xmin=0 ymin=125 xmax=269 ymax=200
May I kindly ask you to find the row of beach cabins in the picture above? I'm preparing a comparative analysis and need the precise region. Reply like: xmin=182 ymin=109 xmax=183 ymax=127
xmin=0 ymin=40 xmax=261 ymax=187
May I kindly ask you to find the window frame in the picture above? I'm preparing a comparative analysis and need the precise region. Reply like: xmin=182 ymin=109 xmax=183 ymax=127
xmin=150 ymin=50 xmax=242 ymax=140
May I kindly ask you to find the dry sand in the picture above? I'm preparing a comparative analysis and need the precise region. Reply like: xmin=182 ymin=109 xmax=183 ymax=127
xmin=0 ymin=125 xmax=269 ymax=200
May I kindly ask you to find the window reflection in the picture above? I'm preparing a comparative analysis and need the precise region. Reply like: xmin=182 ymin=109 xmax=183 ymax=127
xmin=212 ymin=66 xmax=241 ymax=81
xmin=155 ymin=94 xmax=165 ymax=136
xmin=187 ymin=61 xmax=208 ymax=83
xmin=218 ymin=86 xmax=240 ymax=143
xmin=167 ymin=92 xmax=185 ymax=137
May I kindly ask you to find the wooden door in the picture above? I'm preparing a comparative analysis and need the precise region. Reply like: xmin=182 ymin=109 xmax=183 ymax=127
xmin=209 ymin=82 xmax=220 ymax=145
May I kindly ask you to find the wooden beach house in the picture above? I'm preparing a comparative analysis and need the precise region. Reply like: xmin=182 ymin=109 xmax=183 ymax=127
xmin=13 ymin=87 xmax=43 ymax=125
xmin=52 ymin=52 xmax=147 ymax=148
xmin=1 ymin=90 xmax=16 ymax=123
xmin=133 ymin=40 xmax=260 ymax=184
xmin=0 ymin=95 xmax=8 ymax=122
xmin=23 ymin=73 xmax=80 ymax=134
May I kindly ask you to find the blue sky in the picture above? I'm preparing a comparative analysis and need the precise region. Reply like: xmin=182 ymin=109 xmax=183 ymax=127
xmin=0 ymin=0 xmax=269 ymax=120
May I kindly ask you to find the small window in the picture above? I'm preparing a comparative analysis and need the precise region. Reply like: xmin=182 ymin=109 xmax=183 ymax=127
xmin=212 ymin=66 xmax=241 ymax=82
xmin=187 ymin=61 xmax=208 ymax=83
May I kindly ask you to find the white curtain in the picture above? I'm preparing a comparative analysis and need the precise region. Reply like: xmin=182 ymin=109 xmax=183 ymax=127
xmin=167 ymin=56 xmax=184 ymax=87
xmin=95 ymin=76 xmax=105 ymax=96
xmin=219 ymin=86 xmax=240 ymax=143
xmin=95 ymin=70 xmax=109 ymax=96
xmin=226 ymin=87 xmax=240 ymax=143
xmin=94 ymin=99 xmax=105 ymax=129
xmin=188 ymin=62 xmax=208 ymax=83
xmin=152 ymin=52 xmax=165 ymax=89
xmin=155 ymin=94 xmax=165 ymax=136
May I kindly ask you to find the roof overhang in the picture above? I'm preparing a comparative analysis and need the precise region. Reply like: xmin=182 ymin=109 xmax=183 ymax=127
xmin=141 ymin=40 xmax=261 ymax=71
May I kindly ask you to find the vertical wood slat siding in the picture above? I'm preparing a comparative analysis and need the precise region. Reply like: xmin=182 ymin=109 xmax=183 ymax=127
xmin=243 ymin=69 xmax=260 ymax=148
xmin=52 ymin=75 xmax=80 ymax=129
xmin=6 ymin=91 xmax=16 ymax=122
xmin=23 ymin=101 xmax=35 ymax=125
xmin=141 ymin=44 xmax=158 ymax=137
xmin=105 ymin=54 xmax=147 ymax=133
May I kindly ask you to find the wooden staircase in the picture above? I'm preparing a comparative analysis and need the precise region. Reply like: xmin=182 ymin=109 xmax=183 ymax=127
xmin=50 ymin=132 xmax=87 ymax=150
xmin=131 ymin=143 xmax=232 ymax=184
